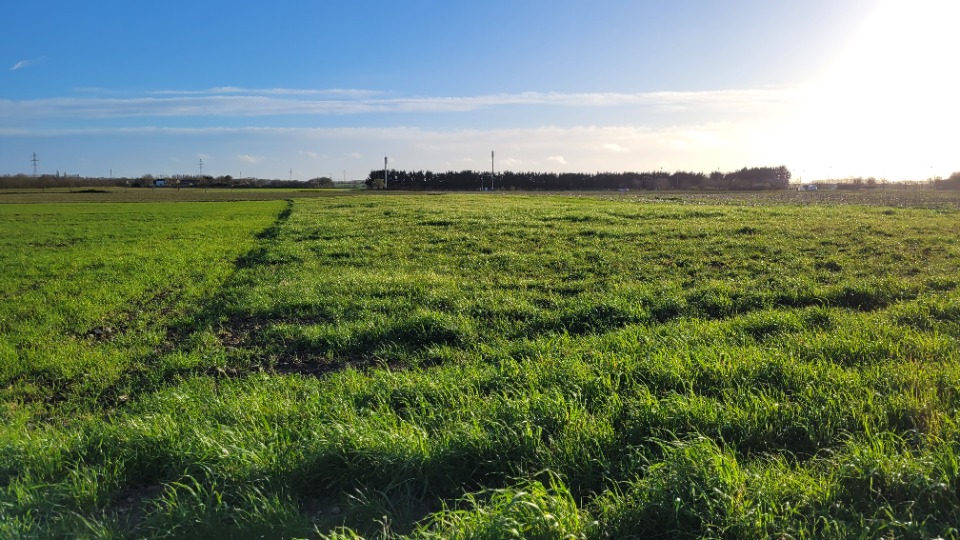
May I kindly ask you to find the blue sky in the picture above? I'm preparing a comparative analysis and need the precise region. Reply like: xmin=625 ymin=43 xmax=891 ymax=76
xmin=2 ymin=1 xmax=957 ymax=181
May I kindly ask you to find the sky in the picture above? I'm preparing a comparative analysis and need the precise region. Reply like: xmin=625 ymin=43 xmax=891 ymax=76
xmin=2 ymin=0 xmax=958 ymax=182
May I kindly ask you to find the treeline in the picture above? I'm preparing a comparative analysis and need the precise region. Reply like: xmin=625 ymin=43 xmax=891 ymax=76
xmin=933 ymin=172 xmax=960 ymax=190
xmin=811 ymin=172 xmax=960 ymax=191
xmin=0 ymin=174 xmax=339 ymax=189
xmin=366 ymin=166 xmax=792 ymax=191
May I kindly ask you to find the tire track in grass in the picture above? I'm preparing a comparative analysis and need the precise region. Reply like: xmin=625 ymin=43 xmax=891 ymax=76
xmin=1 ymin=200 xmax=289 ymax=418
xmin=194 ymin=198 xmax=458 ymax=379
xmin=87 ymin=200 xmax=297 ymax=411
xmin=199 ymin=199 xmax=362 ymax=375
xmin=150 ymin=198 xmax=295 ymax=354
xmin=144 ymin=198 xmax=367 ymax=384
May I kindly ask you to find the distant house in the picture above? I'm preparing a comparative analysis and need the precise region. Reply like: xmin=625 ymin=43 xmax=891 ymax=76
xmin=153 ymin=179 xmax=166 ymax=187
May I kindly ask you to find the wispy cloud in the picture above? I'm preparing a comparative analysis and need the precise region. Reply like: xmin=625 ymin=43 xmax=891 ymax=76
xmin=602 ymin=143 xmax=629 ymax=153
xmin=237 ymin=154 xmax=263 ymax=164
xmin=0 ymin=122 xmax=783 ymax=178
xmin=0 ymin=124 xmax=733 ymax=142
xmin=10 ymin=57 xmax=45 ymax=71
xmin=0 ymin=87 xmax=803 ymax=120
xmin=149 ymin=87 xmax=383 ymax=97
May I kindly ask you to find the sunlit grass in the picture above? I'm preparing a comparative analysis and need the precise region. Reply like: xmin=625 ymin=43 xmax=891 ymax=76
xmin=0 ymin=200 xmax=286 ymax=417
xmin=3 ymin=193 xmax=960 ymax=538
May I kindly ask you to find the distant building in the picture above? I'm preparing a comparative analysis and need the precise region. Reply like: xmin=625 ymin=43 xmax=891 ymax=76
xmin=153 ymin=179 xmax=166 ymax=187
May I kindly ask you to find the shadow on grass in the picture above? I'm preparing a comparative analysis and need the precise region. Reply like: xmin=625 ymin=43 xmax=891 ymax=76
xmin=70 ymin=200 xmax=308 ymax=410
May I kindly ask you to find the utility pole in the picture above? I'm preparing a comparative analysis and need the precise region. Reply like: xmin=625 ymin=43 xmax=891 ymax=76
xmin=384 ymin=156 xmax=388 ymax=189
xmin=491 ymin=150 xmax=495 ymax=191
xmin=31 ymin=153 xmax=43 ymax=191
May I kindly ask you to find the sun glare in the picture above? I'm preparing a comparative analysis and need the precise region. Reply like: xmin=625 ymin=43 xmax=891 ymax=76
xmin=778 ymin=0 xmax=959 ymax=181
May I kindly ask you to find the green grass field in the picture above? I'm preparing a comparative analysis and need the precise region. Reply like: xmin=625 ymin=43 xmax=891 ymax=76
xmin=4 ymin=191 xmax=960 ymax=538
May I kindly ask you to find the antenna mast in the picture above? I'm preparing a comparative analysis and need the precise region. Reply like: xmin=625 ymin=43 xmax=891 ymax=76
xmin=198 ymin=157 xmax=204 ymax=177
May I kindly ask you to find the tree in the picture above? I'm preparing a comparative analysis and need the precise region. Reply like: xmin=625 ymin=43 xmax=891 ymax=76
xmin=939 ymin=171 xmax=960 ymax=189
xmin=365 ymin=170 xmax=386 ymax=189
xmin=311 ymin=177 xmax=336 ymax=188
xmin=773 ymin=165 xmax=791 ymax=188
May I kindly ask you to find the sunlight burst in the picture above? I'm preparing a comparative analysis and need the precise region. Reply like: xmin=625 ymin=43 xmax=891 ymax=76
xmin=779 ymin=0 xmax=958 ymax=180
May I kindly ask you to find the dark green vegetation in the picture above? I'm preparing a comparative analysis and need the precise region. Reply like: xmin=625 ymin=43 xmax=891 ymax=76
xmin=3 ymin=192 xmax=960 ymax=538
xmin=366 ymin=166 xmax=792 ymax=191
